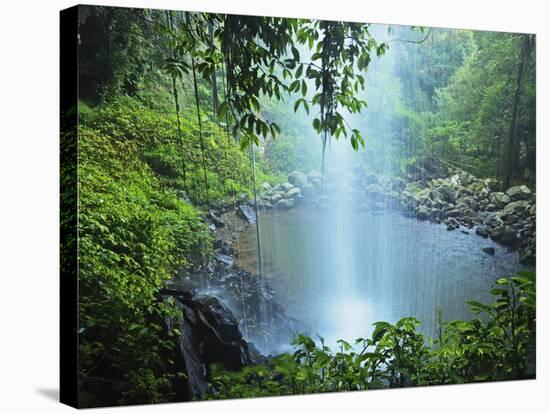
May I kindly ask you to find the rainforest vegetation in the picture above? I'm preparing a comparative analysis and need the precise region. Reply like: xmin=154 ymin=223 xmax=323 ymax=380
xmin=63 ymin=5 xmax=536 ymax=407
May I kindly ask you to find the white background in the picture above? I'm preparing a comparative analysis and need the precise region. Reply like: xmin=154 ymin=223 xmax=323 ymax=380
xmin=0 ymin=0 xmax=548 ymax=412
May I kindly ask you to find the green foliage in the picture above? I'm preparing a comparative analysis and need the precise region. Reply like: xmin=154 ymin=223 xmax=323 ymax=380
xmin=208 ymin=273 xmax=535 ymax=399
xmin=79 ymin=97 xmax=253 ymax=204
xmin=77 ymin=125 xmax=209 ymax=404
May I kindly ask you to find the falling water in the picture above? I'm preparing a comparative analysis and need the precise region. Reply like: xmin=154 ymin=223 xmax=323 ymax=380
xmin=236 ymin=24 xmax=529 ymax=354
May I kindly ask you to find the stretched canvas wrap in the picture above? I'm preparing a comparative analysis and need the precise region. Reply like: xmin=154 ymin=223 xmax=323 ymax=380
xmin=60 ymin=4 xmax=536 ymax=408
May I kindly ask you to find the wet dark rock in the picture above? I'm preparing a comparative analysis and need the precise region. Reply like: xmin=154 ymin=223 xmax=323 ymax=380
xmin=215 ymin=253 xmax=234 ymax=267
xmin=214 ymin=239 xmax=233 ymax=256
xmin=482 ymin=247 xmax=495 ymax=255
xmin=500 ymin=229 xmax=518 ymax=247
xmin=489 ymin=225 xmax=505 ymax=241
xmin=475 ymin=226 xmax=489 ymax=238
xmin=416 ymin=206 xmax=430 ymax=221
xmin=445 ymin=209 xmax=461 ymax=218
xmin=237 ymin=204 xmax=257 ymax=224
xmin=210 ymin=211 xmax=226 ymax=228
xmin=162 ymin=291 xmax=251 ymax=399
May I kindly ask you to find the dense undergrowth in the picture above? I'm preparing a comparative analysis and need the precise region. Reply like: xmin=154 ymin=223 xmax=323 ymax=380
xmin=76 ymin=96 xmax=262 ymax=404
xmin=208 ymin=272 xmax=535 ymax=399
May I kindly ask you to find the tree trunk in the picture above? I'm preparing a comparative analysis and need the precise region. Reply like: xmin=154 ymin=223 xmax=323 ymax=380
xmin=503 ymin=34 xmax=534 ymax=189
xmin=208 ymin=22 xmax=219 ymax=115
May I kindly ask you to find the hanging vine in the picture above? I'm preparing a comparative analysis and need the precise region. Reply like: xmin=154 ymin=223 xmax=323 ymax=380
xmin=164 ymin=10 xmax=188 ymax=194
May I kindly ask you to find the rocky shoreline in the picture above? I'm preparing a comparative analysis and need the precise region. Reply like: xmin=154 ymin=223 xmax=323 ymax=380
xmin=255 ymin=167 xmax=536 ymax=265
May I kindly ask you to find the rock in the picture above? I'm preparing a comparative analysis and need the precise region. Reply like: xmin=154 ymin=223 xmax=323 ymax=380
xmin=214 ymin=240 xmax=233 ymax=256
xmin=258 ymin=199 xmax=273 ymax=209
xmin=489 ymin=225 xmax=505 ymax=241
xmin=209 ymin=211 xmax=225 ymax=228
xmin=431 ymin=208 xmax=445 ymax=220
xmin=445 ymin=209 xmax=461 ymax=218
xmin=215 ymin=253 xmax=234 ymax=267
xmin=475 ymin=226 xmax=489 ymax=238
xmin=489 ymin=192 xmax=511 ymax=209
xmin=276 ymin=198 xmax=295 ymax=209
xmin=237 ymin=204 xmax=256 ymax=224
xmin=506 ymin=185 xmax=532 ymax=201
xmin=271 ymin=191 xmax=283 ymax=203
xmin=482 ymin=247 xmax=495 ymax=255
xmin=208 ymin=223 xmax=216 ymax=232
xmin=416 ymin=206 xmax=430 ymax=221
xmin=261 ymin=182 xmax=272 ymax=192
xmin=280 ymin=182 xmax=294 ymax=192
xmin=163 ymin=292 xmax=250 ymax=399
xmin=391 ymin=177 xmax=406 ymax=191
xmin=500 ymin=229 xmax=518 ymax=247
xmin=450 ymin=174 xmax=461 ymax=186
xmin=285 ymin=187 xmax=302 ymax=199
xmin=238 ymin=192 xmax=249 ymax=203
xmin=431 ymin=198 xmax=444 ymax=209
xmin=484 ymin=178 xmax=500 ymax=191
xmin=288 ymin=171 xmax=309 ymax=188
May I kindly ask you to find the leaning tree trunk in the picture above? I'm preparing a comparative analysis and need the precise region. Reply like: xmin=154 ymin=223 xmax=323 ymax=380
xmin=503 ymin=34 xmax=534 ymax=189
xmin=208 ymin=22 xmax=219 ymax=116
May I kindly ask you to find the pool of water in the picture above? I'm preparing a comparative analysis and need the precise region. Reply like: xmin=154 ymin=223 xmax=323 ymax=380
xmin=238 ymin=207 xmax=527 ymax=350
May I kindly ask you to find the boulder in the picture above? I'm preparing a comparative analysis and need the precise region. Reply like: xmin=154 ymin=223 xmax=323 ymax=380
xmin=506 ymin=185 xmax=532 ymax=201
xmin=285 ymin=187 xmax=302 ymax=199
xmin=215 ymin=253 xmax=234 ymax=267
xmin=416 ymin=206 xmax=430 ymax=221
xmin=482 ymin=247 xmax=495 ymax=255
xmin=489 ymin=191 xmax=512 ymax=208
xmin=237 ymin=204 xmax=256 ymax=224
xmin=489 ymin=225 xmax=505 ymax=241
xmin=280 ymin=182 xmax=294 ymax=192
xmin=276 ymin=198 xmax=295 ymax=209
xmin=489 ymin=192 xmax=511 ymax=209
xmin=475 ymin=226 xmax=489 ymax=238
xmin=431 ymin=208 xmax=445 ymax=220
xmin=500 ymin=229 xmax=518 ymax=247
xmin=209 ymin=211 xmax=225 ymax=228
xmin=445 ymin=209 xmax=461 ymax=218
xmin=288 ymin=171 xmax=309 ymax=188
xmin=163 ymin=292 xmax=250 ymax=399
